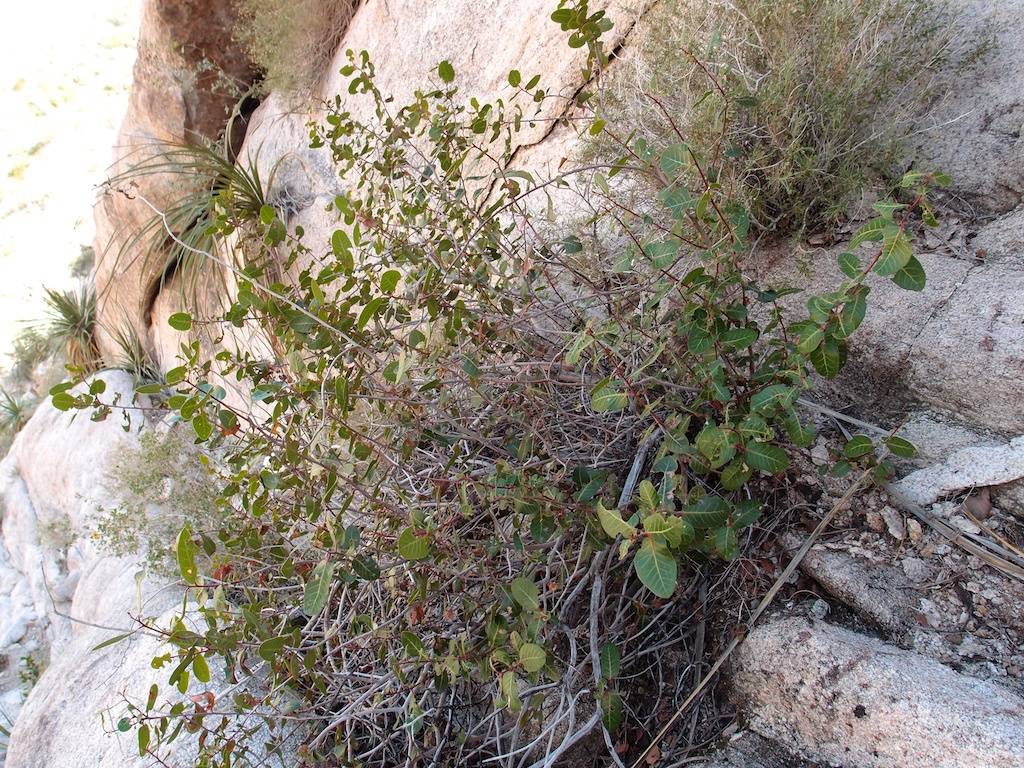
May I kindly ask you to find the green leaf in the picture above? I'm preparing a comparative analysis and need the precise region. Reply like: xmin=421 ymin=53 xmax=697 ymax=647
xmin=509 ymin=576 xmax=540 ymax=612
xmin=733 ymin=499 xmax=761 ymax=528
xmin=783 ymin=411 xmax=815 ymax=447
xmin=353 ymin=556 xmax=380 ymax=581
xmin=721 ymin=326 xmax=759 ymax=349
xmin=601 ymin=690 xmax=624 ymax=732
xmin=303 ymin=561 xmax=336 ymax=616
xmin=807 ymin=295 xmax=835 ymax=324
xmin=380 ymin=269 xmax=401 ymax=293
xmin=637 ymin=479 xmax=659 ymax=511
xmin=875 ymin=226 xmax=913 ymax=277
xmin=597 ymin=502 xmax=636 ymax=540
xmin=659 ymin=143 xmax=689 ymax=177
xmin=809 ymin=340 xmax=842 ymax=378
xmin=576 ymin=473 xmax=605 ymax=503
xmin=91 ymin=632 xmax=133 ymax=652
xmin=599 ymin=643 xmax=621 ymax=679
xmin=850 ymin=218 xmax=887 ymax=247
xmin=797 ymin=325 xmax=824 ymax=354
xmin=331 ymin=229 xmax=353 ymax=273
xmin=872 ymin=199 xmax=906 ymax=219
xmin=834 ymin=287 xmax=867 ymax=340
xmin=713 ymin=526 xmax=739 ymax=560
xmin=684 ymin=495 xmax=730 ymax=528
xmin=892 ymin=255 xmax=926 ymax=291
xmin=192 ymin=653 xmax=211 ymax=683
xmin=165 ymin=366 xmax=187 ymax=385
xmin=633 ymin=538 xmax=677 ymax=598
xmin=750 ymin=385 xmax=795 ymax=415
xmin=357 ymin=297 xmax=387 ymax=329
xmin=519 ymin=643 xmax=546 ymax=673
xmin=168 ymin=312 xmax=192 ymax=331
xmin=176 ymin=525 xmax=197 ymax=584
xmin=499 ymin=670 xmax=521 ymax=712
xmin=138 ymin=723 xmax=150 ymax=757
xmin=565 ymin=330 xmax=592 ymax=366
xmin=438 ymin=60 xmax=455 ymax=83
xmin=591 ymin=380 xmax=628 ymax=413
xmin=695 ymin=422 xmax=734 ymax=468
xmin=720 ymin=459 xmax=751 ymax=491
xmin=744 ymin=441 xmax=789 ymax=474
xmin=659 ymin=186 xmax=693 ymax=218
xmin=738 ymin=414 xmax=771 ymax=440
xmin=508 ymin=69 xmax=521 ymax=87
xmin=397 ymin=527 xmax=431 ymax=561
xmin=51 ymin=392 xmax=75 ymax=411
xmin=884 ymin=435 xmax=917 ymax=458
xmin=192 ymin=413 xmax=213 ymax=441
xmin=642 ymin=513 xmax=675 ymax=537
xmin=837 ymin=251 xmax=861 ymax=278
xmin=844 ymin=434 xmax=875 ymax=458
xmin=258 ymin=635 xmax=288 ymax=662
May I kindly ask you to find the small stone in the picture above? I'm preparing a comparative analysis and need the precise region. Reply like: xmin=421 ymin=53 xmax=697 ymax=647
xmin=952 ymin=516 xmax=982 ymax=535
xmin=964 ymin=488 xmax=993 ymax=520
xmin=810 ymin=599 xmax=831 ymax=619
xmin=880 ymin=506 xmax=906 ymax=540
xmin=907 ymin=518 xmax=923 ymax=543
xmin=866 ymin=510 xmax=885 ymax=533
xmin=810 ymin=442 xmax=830 ymax=466
xmin=902 ymin=557 xmax=930 ymax=582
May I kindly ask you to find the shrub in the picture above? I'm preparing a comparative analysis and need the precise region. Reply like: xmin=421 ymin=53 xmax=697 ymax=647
xmin=8 ymin=328 xmax=50 ymax=382
xmin=93 ymin=430 xmax=220 ymax=579
xmin=593 ymin=0 xmax=988 ymax=232
xmin=232 ymin=0 xmax=358 ymax=95
xmin=61 ymin=2 xmax=944 ymax=766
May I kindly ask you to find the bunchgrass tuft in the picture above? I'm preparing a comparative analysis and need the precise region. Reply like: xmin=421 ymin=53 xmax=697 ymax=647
xmin=593 ymin=0 xmax=991 ymax=233
xmin=233 ymin=0 xmax=358 ymax=95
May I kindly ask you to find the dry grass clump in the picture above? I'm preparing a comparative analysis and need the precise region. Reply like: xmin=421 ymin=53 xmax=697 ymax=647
xmin=596 ymin=0 xmax=990 ymax=233
xmin=232 ymin=0 xmax=359 ymax=95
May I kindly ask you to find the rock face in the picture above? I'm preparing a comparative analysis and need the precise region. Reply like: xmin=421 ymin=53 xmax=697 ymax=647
xmin=0 ymin=373 xmax=149 ymax=760
xmin=730 ymin=617 xmax=1024 ymax=768
xmin=0 ymin=374 xmax=211 ymax=767
xmin=913 ymin=0 xmax=1024 ymax=214
xmin=92 ymin=0 xmax=256 ymax=360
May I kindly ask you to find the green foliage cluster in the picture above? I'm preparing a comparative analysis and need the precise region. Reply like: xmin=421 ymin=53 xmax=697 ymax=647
xmin=60 ymin=2 xmax=948 ymax=765
xmin=232 ymin=0 xmax=358 ymax=95
xmin=593 ymin=0 xmax=986 ymax=232
xmin=93 ymin=430 xmax=221 ymax=578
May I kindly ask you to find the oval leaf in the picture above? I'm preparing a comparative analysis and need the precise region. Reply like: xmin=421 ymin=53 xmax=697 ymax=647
xmin=397 ymin=527 xmax=431 ymax=561
xmin=519 ymin=643 xmax=546 ymax=673
xmin=633 ymin=539 xmax=677 ymax=599
xmin=303 ymin=561 xmax=336 ymax=616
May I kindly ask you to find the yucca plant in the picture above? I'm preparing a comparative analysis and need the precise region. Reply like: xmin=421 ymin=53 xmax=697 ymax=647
xmin=0 ymin=389 xmax=30 ymax=434
xmin=108 ymin=321 xmax=161 ymax=385
xmin=106 ymin=141 xmax=273 ymax=305
xmin=39 ymin=285 xmax=99 ymax=371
